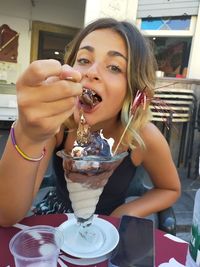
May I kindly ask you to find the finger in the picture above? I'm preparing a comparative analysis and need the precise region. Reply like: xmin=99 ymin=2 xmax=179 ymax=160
xmin=60 ymin=65 xmax=82 ymax=82
xmin=18 ymin=59 xmax=62 ymax=86
xmin=37 ymin=97 xmax=76 ymax=118
xmin=49 ymin=108 xmax=75 ymax=125
xmin=32 ymin=80 xmax=82 ymax=102
xmin=36 ymin=110 xmax=74 ymax=139
xmin=47 ymin=110 xmax=75 ymax=134
xmin=22 ymin=98 xmax=75 ymax=122
xmin=24 ymin=104 xmax=75 ymax=132
xmin=44 ymin=76 xmax=60 ymax=84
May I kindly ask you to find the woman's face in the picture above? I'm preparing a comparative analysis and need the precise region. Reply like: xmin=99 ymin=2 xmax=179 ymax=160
xmin=73 ymin=28 xmax=128 ymax=129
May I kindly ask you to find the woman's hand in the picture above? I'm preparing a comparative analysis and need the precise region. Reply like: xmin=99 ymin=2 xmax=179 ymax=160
xmin=16 ymin=59 xmax=82 ymax=144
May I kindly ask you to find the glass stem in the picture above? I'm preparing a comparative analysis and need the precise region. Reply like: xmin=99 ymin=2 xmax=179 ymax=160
xmin=76 ymin=215 xmax=94 ymax=240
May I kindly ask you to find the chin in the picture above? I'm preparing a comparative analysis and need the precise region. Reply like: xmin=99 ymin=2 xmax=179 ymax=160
xmin=83 ymin=115 xmax=96 ymax=127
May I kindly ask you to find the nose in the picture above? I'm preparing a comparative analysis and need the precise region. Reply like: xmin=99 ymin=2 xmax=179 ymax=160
xmin=84 ymin=63 xmax=100 ymax=81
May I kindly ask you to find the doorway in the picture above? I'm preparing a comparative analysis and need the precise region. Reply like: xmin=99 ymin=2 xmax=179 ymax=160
xmin=30 ymin=21 xmax=79 ymax=63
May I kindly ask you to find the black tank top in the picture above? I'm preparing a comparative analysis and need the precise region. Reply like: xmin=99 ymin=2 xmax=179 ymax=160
xmin=52 ymin=133 xmax=137 ymax=215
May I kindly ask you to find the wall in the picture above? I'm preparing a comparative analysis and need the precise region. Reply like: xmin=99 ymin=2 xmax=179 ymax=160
xmin=0 ymin=0 xmax=85 ymax=82
xmin=0 ymin=0 xmax=85 ymax=28
xmin=30 ymin=0 xmax=85 ymax=28
xmin=84 ymin=0 xmax=138 ymax=25
xmin=188 ymin=4 xmax=200 ymax=79
xmin=0 ymin=14 xmax=30 ymax=83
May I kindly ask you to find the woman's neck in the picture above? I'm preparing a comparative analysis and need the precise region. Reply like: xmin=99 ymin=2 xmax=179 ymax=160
xmin=92 ymin=118 xmax=121 ymax=137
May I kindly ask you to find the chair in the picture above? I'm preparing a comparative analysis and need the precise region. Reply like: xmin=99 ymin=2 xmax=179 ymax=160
xmin=189 ymin=100 xmax=200 ymax=179
xmin=150 ymin=87 xmax=197 ymax=177
xmin=126 ymin=166 xmax=176 ymax=235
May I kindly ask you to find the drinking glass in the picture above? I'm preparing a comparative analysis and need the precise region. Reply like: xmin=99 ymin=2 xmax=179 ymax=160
xmin=57 ymin=150 xmax=128 ymax=255
xmin=9 ymin=225 xmax=63 ymax=267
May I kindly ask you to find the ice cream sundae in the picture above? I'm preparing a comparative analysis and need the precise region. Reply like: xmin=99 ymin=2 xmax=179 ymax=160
xmin=57 ymin=89 xmax=127 ymax=220
xmin=57 ymin=89 xmax=127 ymax=254
xmin=63 ymin=111 xmax=115 ymax=220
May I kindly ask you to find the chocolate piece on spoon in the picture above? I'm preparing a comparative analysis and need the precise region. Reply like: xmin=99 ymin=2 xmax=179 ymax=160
xmin=80 ymin=88 xmax=102 ymax=108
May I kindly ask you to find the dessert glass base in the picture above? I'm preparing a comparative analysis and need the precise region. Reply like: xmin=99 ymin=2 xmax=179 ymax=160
xmin=57 ymin=150 xmax=128 ymax=257
xmin=58 ymin=217 xmax=119 ymax=258
xmin=61 ymin=219 xmax=104 ymax=254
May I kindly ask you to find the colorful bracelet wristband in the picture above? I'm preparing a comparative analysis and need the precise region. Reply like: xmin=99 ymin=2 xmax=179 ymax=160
xmin=10 ymin=122 xmax=46 ymax=162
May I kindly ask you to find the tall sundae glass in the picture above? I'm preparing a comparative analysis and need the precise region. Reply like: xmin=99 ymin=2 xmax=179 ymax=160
xmin=57 ymin=110 xmax=128 ymax=257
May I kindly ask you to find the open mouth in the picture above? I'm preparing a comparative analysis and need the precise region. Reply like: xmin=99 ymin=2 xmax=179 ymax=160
xmin=79 ymin=88 xmax=102 ymax=110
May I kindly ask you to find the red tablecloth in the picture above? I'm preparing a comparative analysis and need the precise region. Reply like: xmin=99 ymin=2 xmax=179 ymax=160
xmin=0 ymin=214 xmax=188 ymax=267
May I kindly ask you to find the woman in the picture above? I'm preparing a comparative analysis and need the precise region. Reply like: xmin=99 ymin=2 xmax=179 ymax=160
xmin=0 ymin=18 xmax=181 ymax=226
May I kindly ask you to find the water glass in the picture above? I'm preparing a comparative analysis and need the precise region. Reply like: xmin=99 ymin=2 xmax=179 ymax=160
xmin=9 ymin=225 xmax=63 ymax=267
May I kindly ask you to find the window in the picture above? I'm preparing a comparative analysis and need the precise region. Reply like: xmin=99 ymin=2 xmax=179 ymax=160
xmin=141 ymin=16 xmax=191 ymax=31
xmin=149 ymin=36 xmax=192 ymax=77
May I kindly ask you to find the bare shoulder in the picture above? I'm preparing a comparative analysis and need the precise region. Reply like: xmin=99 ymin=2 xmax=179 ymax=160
xmin=140 ymin=122 xmax=168 ymax=149
xmin=131 ymin=122 xmax=170 ymax=165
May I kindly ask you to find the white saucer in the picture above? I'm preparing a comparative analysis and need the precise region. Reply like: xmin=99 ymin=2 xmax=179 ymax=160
xmin=58 ymin=217 xmax=119 ymax=259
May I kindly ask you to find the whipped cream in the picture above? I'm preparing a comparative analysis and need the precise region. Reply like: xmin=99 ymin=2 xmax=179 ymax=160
xmin=71 ymin=130 xmax=114 ymax=158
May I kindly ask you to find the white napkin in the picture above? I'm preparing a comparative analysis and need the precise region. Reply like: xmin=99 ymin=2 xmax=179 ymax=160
xmin=158 ymin=258 xmax=185 ymax=266
xmin=164 ymin=234 xmax=188 ymax=244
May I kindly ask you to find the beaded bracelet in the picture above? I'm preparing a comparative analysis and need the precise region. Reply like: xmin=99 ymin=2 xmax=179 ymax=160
xmin=10 ymin=122 xmax=46 ymax=162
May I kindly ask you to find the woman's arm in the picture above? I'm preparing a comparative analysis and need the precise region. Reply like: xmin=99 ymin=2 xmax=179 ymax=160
xmin=111 ymin=122 xmax=181 ymax=218
xmin=0 ymin=133 xmax=56 ymax=226
xmin=0 ymin=59 xmax=82 ymax=226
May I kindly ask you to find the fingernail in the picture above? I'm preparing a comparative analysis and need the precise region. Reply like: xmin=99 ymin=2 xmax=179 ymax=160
xmin=65 ymin=76 xmax=77 ymax=82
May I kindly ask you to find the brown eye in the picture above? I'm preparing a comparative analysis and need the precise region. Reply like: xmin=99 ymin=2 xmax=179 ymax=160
xmin=77 ymin=58 xmax=90 ymax=65
xmin=107 ymin=65 xmax=122 ymax=73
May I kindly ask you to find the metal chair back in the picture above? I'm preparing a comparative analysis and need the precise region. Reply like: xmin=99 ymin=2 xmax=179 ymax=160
xmin=150 ymin=87 xmax=197 ymax=177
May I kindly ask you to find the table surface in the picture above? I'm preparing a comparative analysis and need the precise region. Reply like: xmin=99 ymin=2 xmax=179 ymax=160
xmin=0 ymin=214 xmax=188 ymax=267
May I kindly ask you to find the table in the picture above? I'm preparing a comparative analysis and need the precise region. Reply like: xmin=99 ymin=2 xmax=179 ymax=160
xmin=0 ymin=214 xmax=188 ymax=267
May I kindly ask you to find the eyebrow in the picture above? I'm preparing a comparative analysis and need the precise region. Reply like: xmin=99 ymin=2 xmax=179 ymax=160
xmin=108 ymin=50 xmax=127 ymax=61
xmin=79 ymin=45 xmax=127 ymax=61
